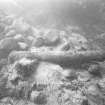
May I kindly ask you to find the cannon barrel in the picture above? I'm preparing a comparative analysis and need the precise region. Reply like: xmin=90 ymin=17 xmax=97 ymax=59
xmin=8 ymin=50 xmax=105 ymax=67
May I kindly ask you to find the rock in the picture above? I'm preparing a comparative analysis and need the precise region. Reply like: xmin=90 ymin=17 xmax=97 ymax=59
xmin=27 ymin=36 xmax=34 ymax=42
xmin=88 ymin=64 xmax=102 ymax=77
xmin=78 ymin=71 xmax=91 ymax=82
xmin=0 ymin=23 xmax=5 ymax=33
xmin=35 ymin=93 xmax=47 ymax=104
xmin=13 ymin=34 xmax=24 ymax=41
xmin=18 ymin=42 xmax=28 ymax=50
xmin=82 ymin=99 xmax=89 ymax=105
xmin=7 ymin=57 xmax=39 ymax=91
xmin=0 ymin=38 xmax=21 ymax=60
xmin=30 ymin=91 xmax=39 ymax=102
xmin=65 ymin=69 xmax=77 ymax=81
xmin=86 ymin=84 xmax=99 ymax=96
xmin=32 ymin=37 xmax=45 ymax=47
xmin=71 ymin=33 xmax=88 ymax=43
xmin=5 ymin=30 xmax=16 ymax=37
xmin=98 ymin=77 xmax=105 ymax=95
xmin=3 ymin=16 xmax=14 ymax=26
xmin=85 ymin=84 xmax=105 ymax=105
xmin=0 ymin=37 xmax=31 ymax=60
xmin=32 ymin=29 xmax=61 ymax=48
xmin=44 ymin=30 xmax=61 ymax=47
xmin=0 ymin=38 xmax=19 ymax=50
xmin=68 ymin=33 xmax=88 ymax=51
xmin=11 ymin=18 xmax=30 ymax=34
xmin=13 ymin=58 xmax=39 ymax=80
xmin=0 ymin=59 xmax=7 ymax=71
xmin=31 ymin=91 xmax=47 ymax=105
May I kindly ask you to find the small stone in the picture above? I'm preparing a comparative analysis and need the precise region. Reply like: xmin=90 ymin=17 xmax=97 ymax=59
xmin=30 ymin=91 xmax=39 ymax=102
xmin=34 ymin=93 xmax=47 ymax=104
xmin=30 ymin=91 xmax=47 ymax=105
xmin=88 ymin=64 xmax=102 ymax=77
xmin=82 ymin=99 xmax=88 ymax=105
xmin=78 ymin=71 xmax=91 ymax=82
xmin=18 ymin=42 xmax=28 ymax=50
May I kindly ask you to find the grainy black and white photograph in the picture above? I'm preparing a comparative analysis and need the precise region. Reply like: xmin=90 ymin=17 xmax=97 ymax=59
xmin=0 ymin=0 xmax=105 ymax=105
